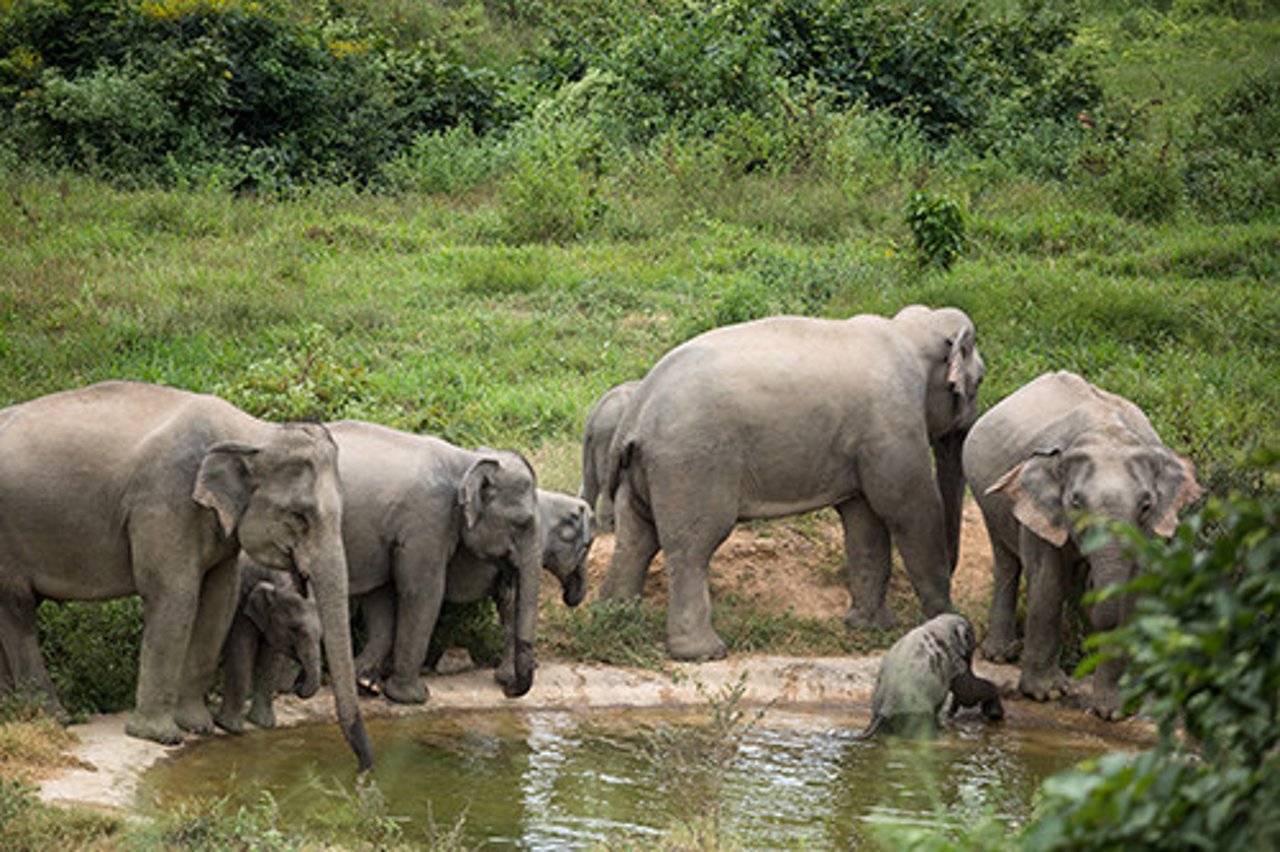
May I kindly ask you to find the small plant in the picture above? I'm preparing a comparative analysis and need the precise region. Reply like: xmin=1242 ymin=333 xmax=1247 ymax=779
xmin=905 ymin=192 xmax=965 ymax=270
xmin=36 ymin=598 xmax=143 ymax=717
xmin=541 ymin=599 xmax=666 ymax=668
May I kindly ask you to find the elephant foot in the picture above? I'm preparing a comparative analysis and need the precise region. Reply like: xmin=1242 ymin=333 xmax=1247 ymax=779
xmin=1019 ymin=669 xmax=1071 ymax=702
xmin=382 ymin=674 xmax=428 ymax=705
xmin=175 ymin=700 xmax=215 ymax=735
xmin=213 ymin=711 xmax=245 ymax=735
xmin=247 ymin=701 xmax=276 ymax=729
xmin=667 ymin=631 xmax=728 ymax=662
xmin=1088 ymin=686 xmax=1127 ymax=721
xmin=843 ymin=606 xmax=897 ymax=632
xmin=126 ymin=712 xmax=185 ymax=746
xmin=979 ymin=635 xmax=1020 ymax=663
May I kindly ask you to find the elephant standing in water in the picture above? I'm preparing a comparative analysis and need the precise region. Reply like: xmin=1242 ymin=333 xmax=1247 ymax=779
xmin=600 ymin=306 xmax=985 ymax=660
xmin=0 ymin=381 xmax=371 ymax=770
xmin=327 ymin=420 xmax=543 ymax=703
xmin=355 ymin=490 xmax=593 ymax=679
xmin=580 ymin=380 xmax=639 ymax=531
xmin=964 ymin=371 xmax=1202 ymax=718
xmin=214 ymin=559 xmax=323 ymax=734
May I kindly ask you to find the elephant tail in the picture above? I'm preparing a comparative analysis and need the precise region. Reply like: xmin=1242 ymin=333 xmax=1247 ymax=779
xmin=602 ymin=437 xmax=636 ymax=512
xmin=851 ymin=713 xmax=884 ymax=741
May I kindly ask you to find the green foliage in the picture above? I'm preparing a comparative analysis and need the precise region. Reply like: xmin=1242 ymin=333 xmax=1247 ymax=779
xmin=1181 ymin=68 xmax=1280 ymax=221
xmin=36 ymin=598 xmax=142 ymax=717
xmin=905 ymin=191 xmax=966 ymax=269
xmin=1028 ymin=471 xmax=1280 ymax=850
xmin=542 ymin=600 xmax=666 ymax=668
xmin=428 ymin=598 xmax=504 ymax=669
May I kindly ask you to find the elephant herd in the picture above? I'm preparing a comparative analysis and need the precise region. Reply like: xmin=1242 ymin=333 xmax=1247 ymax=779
xmin=0 ymin=305 xmax=1201 ymax=771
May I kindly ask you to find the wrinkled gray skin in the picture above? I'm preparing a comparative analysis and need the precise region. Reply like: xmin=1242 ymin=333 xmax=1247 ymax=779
xmin=356 ymin=490 xmax=594 ymax=679
xmin=853 ymin=614 xmax=1003 ymax=739
xmin=328 ymin=420 xmax=542 ymax=704
xmin=963 ymin=371 xmax=1202 ymax=719
xmin=600 ymin=306 xmax=984 ymax=660
xmin=214 ymin=559 xmax=322 ymax=734
xmin=580 ymin=381 xmax=640 ymax=531
xmin=0 ymin=381 xmax=371 ymax=770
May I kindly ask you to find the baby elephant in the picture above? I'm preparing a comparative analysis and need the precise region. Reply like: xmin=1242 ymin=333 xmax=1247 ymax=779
xmin=214 ymin=560 xmax=323 ymax=734
xmin=854 ymin=614 xmax=1003 ymax=739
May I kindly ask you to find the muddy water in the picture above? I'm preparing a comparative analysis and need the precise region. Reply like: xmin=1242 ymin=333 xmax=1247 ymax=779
xmin=140 ymin=705 xmax=1139 ymax=847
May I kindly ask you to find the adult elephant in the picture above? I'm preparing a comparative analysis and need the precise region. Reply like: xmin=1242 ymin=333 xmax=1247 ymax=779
xmin=599 ymin=305 xmax=984 ymax=660
xmin=328 ymin=420 xmax=542 ymax=703
xmin=355 ymin=490 xmax=593 ymax=683
xmin=0 ymin=381 xmax=372 ymax=770
xmin=963 ymin=371 xmax=1202 ymax=718
xmin=580 ymin=380 xmax=640 ymax=531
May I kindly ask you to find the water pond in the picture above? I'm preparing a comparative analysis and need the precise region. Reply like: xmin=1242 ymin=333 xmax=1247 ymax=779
xmin=140 ymin=703 xmax=1143 ymax=848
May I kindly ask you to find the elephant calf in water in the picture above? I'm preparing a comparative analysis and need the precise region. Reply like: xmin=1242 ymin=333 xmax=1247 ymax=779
xmin=214 ymin=560 xmax=323 ymax=734
xmin=854 ymin=614 xmax=1003 ymax=740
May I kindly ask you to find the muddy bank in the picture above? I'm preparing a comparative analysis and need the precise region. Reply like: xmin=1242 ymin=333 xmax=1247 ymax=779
xmin=35 ymin=653 xmax=1152 ymax=816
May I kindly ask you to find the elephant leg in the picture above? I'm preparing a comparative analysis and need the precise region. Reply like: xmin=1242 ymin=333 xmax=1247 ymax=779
xmin=384 ymin=541 xmax=450 ymax=704
xmin=981 ymin=529 xmax=1023 ymax=663
xmin=837 ymin=496 xmax=896 ymax=631
xmin=213 ymin=617 xmax=255 ymax=734
xmin=862 ymin=452 xmax=954 ymax=619
xmin=1018 ymin=530 xmax=1071 ymax=701
xmin=599 ymin=478 xmax=659 ymax=601
xmin=354 ymin=587 xmax=395 ymax=688
xmin=176 ymin=555 xmax=240 ymax=735
xmin=949 ymin=670 xmax=1003 ymax=720
xmin=0 ymin=589 xmax=67 ymax=722
xmin=654 ymin=505 xmax=734 ymax=662
xmin=247 ymin=645 xmax=288 ymax=729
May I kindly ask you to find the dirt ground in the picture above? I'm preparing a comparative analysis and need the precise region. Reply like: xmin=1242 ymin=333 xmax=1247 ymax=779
xmin=39 ymin=501 xmax=1140 ymax=818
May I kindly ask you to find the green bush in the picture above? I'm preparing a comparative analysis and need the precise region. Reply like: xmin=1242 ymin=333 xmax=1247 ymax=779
xmin=36 ymin=598 xmax=142 ymax=717
xmin=906 ymin=191 xmax=966 ymax=269
xmin=1181 ymin=69 xmax=1280 ymax=221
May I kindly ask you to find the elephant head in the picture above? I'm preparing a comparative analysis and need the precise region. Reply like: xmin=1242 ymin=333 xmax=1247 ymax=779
xmin=891 ymin=305 xmax=985 ymax=570
xmin=538 ymin=491 xmax=594 ymax=607
xmin=194 ymin=423 xmax=373 ymax=770
xmin=245 ymin=579 xmax=323 ymax=699
xmin=458 ymin=452 xmax=541 ymax=697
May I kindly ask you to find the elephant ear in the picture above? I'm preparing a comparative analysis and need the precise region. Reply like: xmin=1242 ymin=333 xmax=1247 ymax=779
xmin=245 ymin=581 xmax=277 ymax=634
xmin=988 ymin=450 xmax=1070 ymax=547
xmin=459 ymin=457 xmax=500 ymax=530
xmin=946 ymin=326 xmax=973 ymax=397
xmin=1148 ymin=449 xmax=1203 ymax=538
xmin=193 ymin=441 xmax=260 ymax=536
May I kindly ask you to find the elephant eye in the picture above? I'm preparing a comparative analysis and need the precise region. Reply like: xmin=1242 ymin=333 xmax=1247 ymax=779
xmin=1068 ymin=492 xmax=1085 ymax=510
xmin=289 ymin=511 xmax=311 ymax=533
xmin=1137 ymin=492 xmax=1154 ymax=519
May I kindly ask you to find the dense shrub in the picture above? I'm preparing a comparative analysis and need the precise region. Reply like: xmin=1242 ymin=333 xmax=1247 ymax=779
xmin=1181 ymin=69 xmax=1280 ymax=221
xmin=36 ymin=598 xmax=142 ymax=717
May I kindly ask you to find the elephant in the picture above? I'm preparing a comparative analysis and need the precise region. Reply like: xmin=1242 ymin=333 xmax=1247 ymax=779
xmin=599 ymin=305 xmax=984 ymax=660
xmin=963 ymin=371 xmax=1202 ymax=718
xmin=580 ymin=380 xmax=640 ymax=531
xmin=355 ymin=490 xmax=594 ymax=681
xmin=214 ymin=559 xmax=322 ymax=734
xmin=853 ymin=613 xmax=1003 ymax=739
xmin=327 ymin=420 xmax=542 ymax=704
xmin=0 ymin=381 xmax=372 ymax=770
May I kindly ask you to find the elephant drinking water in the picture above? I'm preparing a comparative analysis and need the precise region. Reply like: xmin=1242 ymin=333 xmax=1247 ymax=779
xmin=599 ymin=305 xmax=985 ymax=660
xmin=0 ymin=381 xmax=372 ymax=770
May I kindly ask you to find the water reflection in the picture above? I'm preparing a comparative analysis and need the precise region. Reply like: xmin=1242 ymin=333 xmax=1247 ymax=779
xmin=141 ymin=707 xmax=1131 ymax=848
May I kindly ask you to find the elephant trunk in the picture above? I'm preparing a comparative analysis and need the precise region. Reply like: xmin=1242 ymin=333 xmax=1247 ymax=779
xmin=932 ymin=430 xmax=967 ymax=574
xmin=561 ymin=565 xmax=587 ymax=607
xmin=304 ymin=540 xmax=374 ymax=771
xmin=293 ymin=642 xmax=323 ymax=700
xmin=1085 ymin=541 xmax=1137 ymax=632
xmin=506 ymin=540 xmax=541 ymax=698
